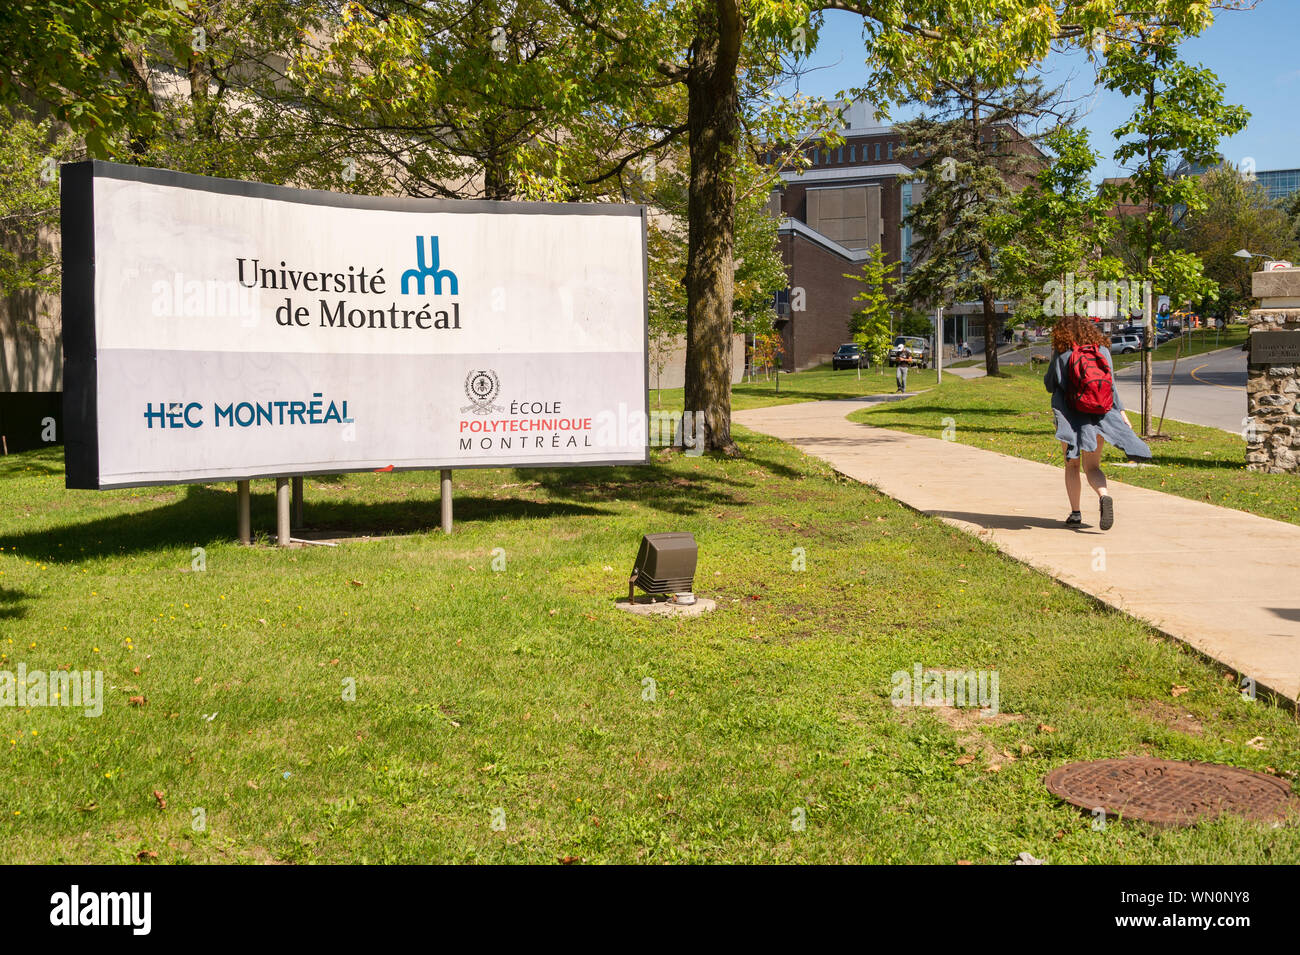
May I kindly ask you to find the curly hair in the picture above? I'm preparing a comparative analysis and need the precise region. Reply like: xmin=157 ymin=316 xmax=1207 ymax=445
xmin=1051 ymin=316 xmax=1109 ymax=353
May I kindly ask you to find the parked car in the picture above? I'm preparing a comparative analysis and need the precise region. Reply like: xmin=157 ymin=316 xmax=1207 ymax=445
xmin=832 ymin=343 xmax=866 ymax=370
xmin=888 ymin=335 xmax=931 ymax=368
xmin=1155 ymin=328 xmax=1176 ymax=345
xmin=1110 ymin=333 xmax=1142 ymax=354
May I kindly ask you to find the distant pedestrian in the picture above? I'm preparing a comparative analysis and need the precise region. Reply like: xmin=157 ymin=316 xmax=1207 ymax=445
xmin=1044 ymin=316 xmax=1151 ymax=530
xmin=961 ymin=340 xmax=972 ymax=357
xmin=895 ymin=351 xmax=911 ymax=393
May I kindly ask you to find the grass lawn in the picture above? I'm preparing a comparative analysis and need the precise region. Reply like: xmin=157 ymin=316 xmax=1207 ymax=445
xmin=652 ymin=364 xmax=939 ymax=412
xmin=850 ymin=365 xmax=1300 ymax=527
xmin=1 ymin=433 xmax=1296 ymax=864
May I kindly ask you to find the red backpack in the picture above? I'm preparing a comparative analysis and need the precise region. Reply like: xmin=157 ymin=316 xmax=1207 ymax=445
xmin=1066 ymin=344 xmax=1113 ymax=414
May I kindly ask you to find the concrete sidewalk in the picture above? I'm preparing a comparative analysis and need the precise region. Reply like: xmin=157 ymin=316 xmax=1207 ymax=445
xmin=734 ymin=400 xmax=1300 ymax=703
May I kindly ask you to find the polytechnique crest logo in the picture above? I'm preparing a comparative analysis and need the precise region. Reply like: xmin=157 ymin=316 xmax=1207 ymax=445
xmin=462 ymin=369 xmax=503 ymax=415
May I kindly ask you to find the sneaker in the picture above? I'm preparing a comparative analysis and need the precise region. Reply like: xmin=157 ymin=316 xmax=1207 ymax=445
xmin=1065 ymin=512 xmax=1083 ymax=527
xmin=1099 ymin=495 xmax=1114 ymax=531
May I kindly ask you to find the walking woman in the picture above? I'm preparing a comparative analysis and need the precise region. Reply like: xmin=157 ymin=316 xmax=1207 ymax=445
xmin=1044 ymin=316 xmax=1151 ymax=530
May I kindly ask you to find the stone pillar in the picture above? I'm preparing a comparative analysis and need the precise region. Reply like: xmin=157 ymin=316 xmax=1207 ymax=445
xmin=1246 ymin=268 xmax=1300 ymax=473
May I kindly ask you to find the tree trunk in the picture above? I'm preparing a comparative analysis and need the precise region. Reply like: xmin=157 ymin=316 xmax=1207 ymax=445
xmin=683 ymin=1 xmax=742 ymax=455
xmin=1141 ymin=263 xmax=1153 ymax=436
xmin=118 ymin=45 xmax=155 ymax=160
xmin=1140 ymin=65 xmax=1156 ymax=438
xmin=981 ymin=288 xmax=999 ymax=376
xmin=971 ymin=91 xmax=999 ymax=378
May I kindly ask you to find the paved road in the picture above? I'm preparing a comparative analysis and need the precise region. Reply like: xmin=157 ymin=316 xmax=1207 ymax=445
xmin=1114 ymin=345 xmax=1246 ymax=434
xmin=734 ymin=400 xmax=1300 ymax=703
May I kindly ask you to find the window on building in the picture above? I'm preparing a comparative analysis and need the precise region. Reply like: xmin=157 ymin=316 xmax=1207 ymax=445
xmin=810 ymin=148 xmax=817 ymax=166
xmin=837 ymin=146 xmax=844 ymax=163
xmin=887 ymin=142 xmax=894 ymax=159
xmin=875 ymin=143 xmax=881 ymax=161
xmin=849 ymin=145 xmax=856 ymax=163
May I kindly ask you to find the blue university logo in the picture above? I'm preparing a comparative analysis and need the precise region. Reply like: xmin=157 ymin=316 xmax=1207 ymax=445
xmin=401 ymin=236 xmax=459 ymax=295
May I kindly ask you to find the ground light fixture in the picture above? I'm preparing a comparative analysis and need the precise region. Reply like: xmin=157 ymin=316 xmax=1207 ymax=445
xmin=628 ymin=532 xmax=698 ymax=604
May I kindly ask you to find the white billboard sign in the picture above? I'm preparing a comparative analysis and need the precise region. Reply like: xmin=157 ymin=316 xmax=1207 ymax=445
xmin=61 ymin=163 xmax=648 ymax=489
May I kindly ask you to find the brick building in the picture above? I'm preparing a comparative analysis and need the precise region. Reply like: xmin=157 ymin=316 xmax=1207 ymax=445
xmin=766 ymin=101 xmax=917 ymax=369
xmin=768 ymin=100 xmax=1039 ymax=370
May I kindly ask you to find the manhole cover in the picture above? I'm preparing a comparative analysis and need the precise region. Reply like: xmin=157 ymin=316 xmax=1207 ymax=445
xmin=1045 ymin=757 xmax=1297 ymax=826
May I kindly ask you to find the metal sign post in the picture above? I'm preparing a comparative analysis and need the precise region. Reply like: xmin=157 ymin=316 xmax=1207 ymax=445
xmin=441 ymin=469 xmax=453 ymax=534
xmin=276 ymin=477 xmax=291 ymax=546
xmin=935 ymin=306 xmax=944 ymax=385
xmin=237 ymin=480 xmax=251 ymax=544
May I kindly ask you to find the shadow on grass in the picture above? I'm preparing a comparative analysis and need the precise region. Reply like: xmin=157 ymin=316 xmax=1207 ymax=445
xmin=863 ymin=402 xmax=1032 ymax=420
xmin=304 ymin=494 xmax=612 ymax=533
xmin=0 ymin=484 xmax=615 ymax=562
xmin=527 ymin=458 xmax=768 ymax=511
xmin=0 ymin=453 xmax=62 ymax=479
xmin=3 ymin=453 xmax=778 ymax=559
xmin=0 ymin=585 xmax=32 ymax=620
xmin=1143 ymin=455 xmax=1247 ymax=471
xmin=733 ymin=387 xmax=901 ymax=404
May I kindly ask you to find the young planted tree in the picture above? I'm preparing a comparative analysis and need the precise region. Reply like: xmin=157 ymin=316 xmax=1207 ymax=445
xmin=751 ymin=330 xmax=785 ymax=380
xmin=1101 ymin=27 xmax=1248 ymax=435
xmin=845 ymin=244 xmax=894 ymax=376
xmin=994 ymin=125 xmax=1121 ymax=326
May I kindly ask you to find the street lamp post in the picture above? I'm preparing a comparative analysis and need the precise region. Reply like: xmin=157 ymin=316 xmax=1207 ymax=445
xmin=934 ymin=305 xmax=943 ymax=385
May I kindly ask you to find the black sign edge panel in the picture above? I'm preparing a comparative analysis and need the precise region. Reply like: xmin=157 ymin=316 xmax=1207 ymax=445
xmin=61 ymin=162 xmax=100 ymax=490
xmin=57 ymin=160 xmax=651 ymax=490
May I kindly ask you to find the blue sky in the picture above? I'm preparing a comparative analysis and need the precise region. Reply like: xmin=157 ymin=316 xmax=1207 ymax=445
xmin=794 ymin=0 xmax=1299 ymax=180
